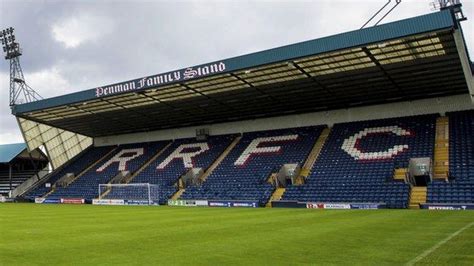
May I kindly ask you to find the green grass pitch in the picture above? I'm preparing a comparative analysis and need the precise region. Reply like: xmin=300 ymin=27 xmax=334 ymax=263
xmin=1 ymin=204 xmax=473 ymax=265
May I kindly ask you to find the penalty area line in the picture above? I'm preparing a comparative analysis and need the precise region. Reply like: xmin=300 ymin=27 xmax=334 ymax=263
xmin=405 ymin=221 xmax=474 ymax=266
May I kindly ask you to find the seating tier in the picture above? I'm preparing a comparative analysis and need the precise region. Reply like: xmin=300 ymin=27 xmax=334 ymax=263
xmin=181 ymin=126 xmax=324 ymax=205
xmin=48 ymin=142 xmax=168 ymax=200
xmin=106 ymin=135 xmax=236 ymax=203
xmin=283 ymin=115 xmax=437 ymax=208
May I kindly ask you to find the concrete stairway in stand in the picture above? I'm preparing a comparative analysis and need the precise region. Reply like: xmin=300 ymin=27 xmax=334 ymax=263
xmin=409 ymin=187 xmax=427 ymax=209
xmin=433 ymin=116 xmax=449 ymax=181
xmin=265 ymin=188 xmax=286 ymax=207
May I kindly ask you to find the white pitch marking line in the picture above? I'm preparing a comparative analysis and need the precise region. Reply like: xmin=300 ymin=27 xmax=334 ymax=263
xmin=405 ymin=221 xmax=474 ymax=266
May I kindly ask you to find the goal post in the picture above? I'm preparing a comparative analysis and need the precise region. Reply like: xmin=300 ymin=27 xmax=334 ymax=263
xmin=98 ymin=183 xmax=161 ymax=205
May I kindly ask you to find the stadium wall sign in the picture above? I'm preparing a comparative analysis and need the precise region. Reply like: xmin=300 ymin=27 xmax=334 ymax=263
xmin=168 ymin=199 xmax=195 ymax=206
xmin=208 ymin=200 xmax=259 ymax=208
xmin=92 ymin=199 xmax=125 ymax=205
xmin=35 ymin=197 xmax=85 ymax=204
xmin=168 ymin=199 xmax=209 ymax=207
xmin=420 ymin=203 xmax=474 ymax=210
xmin=124 ymin=199 xmax=159 ymax=205
xmin=95 ymin=62 xmax=226 ymax=98
xmin=92 ymin=199 xmax=159 ymax=206
xmin=271 ymin=200 xmax=305 ymax=208
xmin=350 ymin=203 xmax=387 ymax=209
xmin=195 ymin=200 xmax=209 ymax=206
xmin=35 ymin=197 xmax=45 ymax=203
xmin=41 ymin=198 xmax=61 ymax=204
xmin=60 ymin=198 xmax=85 ymax=204
xmin=306 ymin=203 xmax=351 ymax=209
xmin=272 ymin=201 xmax=386 ymax=209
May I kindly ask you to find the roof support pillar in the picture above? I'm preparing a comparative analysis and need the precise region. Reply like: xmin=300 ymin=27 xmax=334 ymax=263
xmin=28 ymin=152 xmax=41 ymax=183
xmin=453 ymin=29 xmax=474 ymax=103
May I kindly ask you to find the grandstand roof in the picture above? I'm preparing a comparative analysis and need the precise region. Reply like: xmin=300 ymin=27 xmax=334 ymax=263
xmin=0 ymin=143 xmax=27 ymax=163
xmin=12 ymin=9 xmax=473 ymax=137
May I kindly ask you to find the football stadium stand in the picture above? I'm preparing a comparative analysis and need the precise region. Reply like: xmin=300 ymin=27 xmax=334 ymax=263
xmin=20 ymin=112 xmax=474 ymax=208
xmin=0 ymin=143 xmax=48 ymax=197
xmin=7 ymin=7 xmax=474 ymax=209
xmin=1 ymin=169 xmax=39 ymax=196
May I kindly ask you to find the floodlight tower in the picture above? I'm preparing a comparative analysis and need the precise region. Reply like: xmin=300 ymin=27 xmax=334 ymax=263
xmin=431 ymin=0 xmax=467 ymax=21
xmin=0 ymin=27 xmax=42 ymax=107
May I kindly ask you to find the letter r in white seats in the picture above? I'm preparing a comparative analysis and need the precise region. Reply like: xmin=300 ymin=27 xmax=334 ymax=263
xmin=157 ymin=143 xmax=210 ymax=169
xmin=234 ymin=134 xmax=299 ymax=166
xmin=96 ymin=148 xmax=144 ymax=172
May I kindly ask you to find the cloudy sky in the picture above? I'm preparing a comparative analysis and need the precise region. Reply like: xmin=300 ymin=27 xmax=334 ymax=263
xmin=0 ymin=0 xmax=472 ymax=144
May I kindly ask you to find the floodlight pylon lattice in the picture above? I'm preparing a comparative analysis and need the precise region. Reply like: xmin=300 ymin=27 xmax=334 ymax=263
xmin=431 ymin=0 xmax=467 ymax=22
xmin=0 ymin=27 xmax=42 ymax=107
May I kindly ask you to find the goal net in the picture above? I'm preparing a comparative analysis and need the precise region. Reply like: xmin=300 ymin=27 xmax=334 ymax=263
xmin=98 ymin=183 xmax=161 ymax=205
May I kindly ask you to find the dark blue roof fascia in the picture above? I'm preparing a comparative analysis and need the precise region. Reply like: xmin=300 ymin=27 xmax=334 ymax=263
xmin=0 ymin=143 xmax=26 ymax=163
xmin=13 ymin=10 xmax=455 ymax=115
